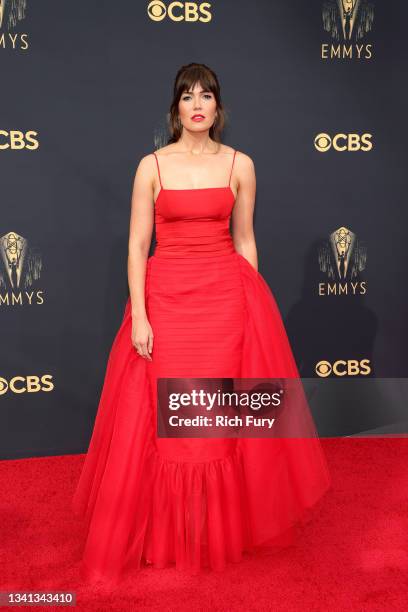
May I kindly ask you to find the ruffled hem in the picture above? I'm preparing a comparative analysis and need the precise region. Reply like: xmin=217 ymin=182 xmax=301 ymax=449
xmin=142 ymin=442 xmax=250 ymax=573
xmin=75 ymin=439 xmax=328 ymax=586
xmin=140 ymin=438 xmax=328 ymax=575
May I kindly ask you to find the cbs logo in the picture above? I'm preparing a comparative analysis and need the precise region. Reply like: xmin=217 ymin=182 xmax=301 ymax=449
xmin=0 ymin=131 xmax=39 ymax=150
xmin=315 ymin=359 xmax=371 ymax=377
xmin=0 ymin=375 xmax=54 ymax=395
xmin=314 ymin=133 xmax=373 ymax=152
xmin=147 ymin=1 xmax=211 ymax=22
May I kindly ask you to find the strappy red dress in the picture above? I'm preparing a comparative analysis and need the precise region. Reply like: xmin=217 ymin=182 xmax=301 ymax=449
xmin=72 ymin=149 xmax=331 ymax=585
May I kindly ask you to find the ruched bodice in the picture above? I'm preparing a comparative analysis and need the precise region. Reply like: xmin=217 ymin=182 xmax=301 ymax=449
xmin=154 ymin=186 xmax=236 ymax=258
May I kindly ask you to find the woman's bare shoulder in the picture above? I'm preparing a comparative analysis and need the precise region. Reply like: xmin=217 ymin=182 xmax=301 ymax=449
xmin=232 ymin=147 xmax=253 ymax=162
xmin=234 ymin=149 xmax=255 ymax=173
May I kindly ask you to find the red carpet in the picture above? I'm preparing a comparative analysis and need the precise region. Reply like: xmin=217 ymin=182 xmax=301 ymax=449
xmin=1 ymin=439 xmax=408 ymax=611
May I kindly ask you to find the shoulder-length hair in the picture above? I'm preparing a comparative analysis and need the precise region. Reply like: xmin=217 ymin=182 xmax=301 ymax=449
xmin=167 ymin=63 xmax=226 ymax=144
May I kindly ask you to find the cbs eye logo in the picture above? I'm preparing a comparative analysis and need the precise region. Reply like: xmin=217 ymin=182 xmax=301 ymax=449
xmin=0 ymin=375 xmax=54 ymax=395
xmin=314 ymin=133 xmax=373 ymax=152
xmin=315 ymin=359 xmax=371 ymax=377
xmin=147 ymin=1 xmax=212 ymax=22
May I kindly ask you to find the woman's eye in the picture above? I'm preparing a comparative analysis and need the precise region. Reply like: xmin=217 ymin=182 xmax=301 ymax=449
xmin=181 ymin=94 xmax=212 ymax=101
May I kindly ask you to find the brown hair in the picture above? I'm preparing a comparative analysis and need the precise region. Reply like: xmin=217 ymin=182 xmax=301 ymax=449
xmin=167 ymin=63 xmax=226 ymax=144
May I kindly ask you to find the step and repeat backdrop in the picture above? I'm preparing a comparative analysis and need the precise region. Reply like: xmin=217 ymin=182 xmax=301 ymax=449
xmin=1 ymin=1 xmax=407 ymax=459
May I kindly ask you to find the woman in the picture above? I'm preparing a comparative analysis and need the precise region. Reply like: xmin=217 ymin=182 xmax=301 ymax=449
xmin=72 ymin=62 xmax=331 ymax=585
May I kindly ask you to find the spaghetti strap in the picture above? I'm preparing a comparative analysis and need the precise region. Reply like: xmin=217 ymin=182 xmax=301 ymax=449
xmin=153 ymin=152 xmax=163 ymax=189
xmin=228 ymin=150 xmax=237 ymax=187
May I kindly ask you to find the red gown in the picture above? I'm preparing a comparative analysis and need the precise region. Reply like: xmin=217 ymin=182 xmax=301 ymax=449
xmin=72 ymin=150 xmax=331 ymax=585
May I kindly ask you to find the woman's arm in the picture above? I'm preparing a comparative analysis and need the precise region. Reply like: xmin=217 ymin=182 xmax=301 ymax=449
xmin=230 ymin=152 xmax=258 ymax=271
xmin=127 ymin=154 xmax=155 ymax=359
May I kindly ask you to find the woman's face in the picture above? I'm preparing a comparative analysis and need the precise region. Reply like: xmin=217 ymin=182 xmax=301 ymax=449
xmin=178 ymin=82 xmax=218 ymax=132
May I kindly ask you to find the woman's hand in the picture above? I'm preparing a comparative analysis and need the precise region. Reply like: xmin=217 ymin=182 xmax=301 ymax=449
xmin=131 ymin=315 xmax=154 ymax=360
